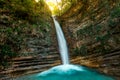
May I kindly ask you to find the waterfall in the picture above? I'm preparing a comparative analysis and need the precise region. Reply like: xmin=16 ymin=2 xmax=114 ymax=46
xmin=52 ymin=16 xmax=69 ymax=64
xmin=15 ymin=16 xmax=115 ymax=80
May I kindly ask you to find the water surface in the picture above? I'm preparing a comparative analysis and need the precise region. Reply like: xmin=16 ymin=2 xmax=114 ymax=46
xmin=15 ymin=64 xmax=115 ymax=80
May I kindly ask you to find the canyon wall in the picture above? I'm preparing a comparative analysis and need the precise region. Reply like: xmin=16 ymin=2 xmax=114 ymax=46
xmin=59 ymin=0 xmax=120 ymax=79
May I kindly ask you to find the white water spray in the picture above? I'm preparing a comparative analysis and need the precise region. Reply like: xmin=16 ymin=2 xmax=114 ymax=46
xmin=52 ymin=16 xmax=69 ymax=64
xmin=15 ymin=16 xmax=115 ymax=80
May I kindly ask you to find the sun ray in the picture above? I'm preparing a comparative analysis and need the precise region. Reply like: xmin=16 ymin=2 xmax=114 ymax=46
xmin=45 ymin=0 xmax=62 ymax=15
xmin=35 ymin=0 xmax=39 ymax=2
xmin=46 ymin=0 xmax=61 ymax=5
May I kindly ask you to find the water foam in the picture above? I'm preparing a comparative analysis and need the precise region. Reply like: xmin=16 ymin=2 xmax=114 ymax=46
xmin=36 ymin=64 xmax=114 ymax=80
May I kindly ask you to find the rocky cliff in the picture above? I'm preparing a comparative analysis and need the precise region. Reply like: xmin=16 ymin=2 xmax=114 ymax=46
xmin=0 ymin=0 xmax=120 ymax=80
xmin=59 ymin=0 xmax=120 ymax=79
xmin=0 ymin=0 xmax=58 ymax=72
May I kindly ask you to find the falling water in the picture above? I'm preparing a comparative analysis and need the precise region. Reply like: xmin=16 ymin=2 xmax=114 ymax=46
xmin=52 ymin=16 xmax=69 ymax=64
xmin=14 ymin=16 xmax=115 ymax=80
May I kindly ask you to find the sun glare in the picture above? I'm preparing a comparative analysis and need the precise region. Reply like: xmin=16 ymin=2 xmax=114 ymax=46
xmin=46 ymin=0 xmax=61 ymax=5
xmin=35 ymin=0 xmax=39 ymax=2
xmin=45 ymin=0 xmax=62 ymax=11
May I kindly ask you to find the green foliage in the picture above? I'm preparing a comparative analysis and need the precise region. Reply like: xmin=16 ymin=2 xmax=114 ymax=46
xmin=0 ymin=0 xmax=52 ymax=69
xmin=74 ymin=45 xmax=88 ymax=56
xmin=108 ymin=19 xmax=118 ymax=28
xmin=95 ymin=32 xmax=112 ymax=53
xmin=0 ymin=0 xmax=51 ymax=23
xmin=96 ymin=32 xmax=111 ymax=43
xmin=61 ymin=2 xmax=71 ymax=15
xmin=107 ymin=5 xmax=120 ymax=29
xmin=0 ymin=0 xmax=5 ymax=8
xmin=0 ymin=44 xmax=17 ymax=68
xmin=75 ymin=4 xmax=120 ymax=55
xmin=76 ymin=24 xmax=103 ymax=40
xmin=0 ymin=26 xmax=24 ymax=53
xmin=76 ymin=23 xmax=113 ymax=54
xmin=110 ymin=5 xmax=120 ymax=18
xmin=71 ymin=0 xmax=120 ymax=56
xmin=47 ymin=0 xmax=78 ymax=16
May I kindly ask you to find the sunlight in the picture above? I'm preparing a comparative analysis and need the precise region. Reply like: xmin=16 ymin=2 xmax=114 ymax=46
xmin=45 ymin=0 xmax=62 ymax=13
xmin=49 ymin=6 xmax=54 ymax=11
xmin=35 ymin=0 xmax=39 ymax=2
xmin=46 ymin=0 xmax=61 ymax=5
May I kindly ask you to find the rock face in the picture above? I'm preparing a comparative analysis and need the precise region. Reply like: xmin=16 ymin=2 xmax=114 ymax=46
xmin=59 ymin=0 xmax=120 ymax=79
xmin=0 ymin=1 xmax=59 ymax=79
xmin=0 ymin=0 xmax=120 ymax=80
xmin=0 ymin=0 xmax=58 ymax=68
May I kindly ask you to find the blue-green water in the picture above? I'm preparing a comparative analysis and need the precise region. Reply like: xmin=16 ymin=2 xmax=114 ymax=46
xmin=15 ymin=64 xmax=115 ymax=80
